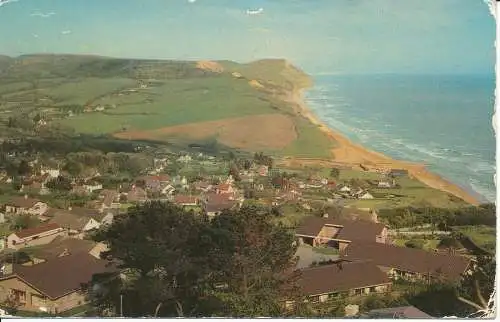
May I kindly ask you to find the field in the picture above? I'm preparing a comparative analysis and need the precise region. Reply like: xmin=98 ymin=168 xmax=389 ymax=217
xmin=114 ymin=114 xmax=298 ymax=151
xmin=0 ymin=55 xmax=335 ymax=159
xmin=453 ymin=225 xmax=496 ymax=252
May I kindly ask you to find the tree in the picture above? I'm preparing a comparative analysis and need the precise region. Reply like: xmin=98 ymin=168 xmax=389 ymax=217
xmin=17 ymin=160 xmax=31 ymax=176
xmin=329 ymin=168 xmax=340 ymax=179
xmin=10 ymin=214 xmax=39 ymax=231
xmin=228 ymin=164 xmax=241 ymax=182
xmin=203 ymin=205 xmax=300 ymax=317
xmin=46 ymin=175 xmax=73 ymax=191
xmin=91 ymin=201 xmax=213 ymax=317
xmin=63 ymin=160 xmax=83 ymax=177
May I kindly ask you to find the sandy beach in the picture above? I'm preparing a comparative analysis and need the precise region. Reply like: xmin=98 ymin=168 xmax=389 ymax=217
xmin=283 ymin=89 xmax=481 ymax=206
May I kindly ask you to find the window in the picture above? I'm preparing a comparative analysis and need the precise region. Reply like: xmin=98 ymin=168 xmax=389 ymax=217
xmin=10 ymin=289 xmax=27 ymax=303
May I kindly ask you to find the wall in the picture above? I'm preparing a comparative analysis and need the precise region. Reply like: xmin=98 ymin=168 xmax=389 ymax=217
xmin=0 ymin=276 xmax=87 ymax=314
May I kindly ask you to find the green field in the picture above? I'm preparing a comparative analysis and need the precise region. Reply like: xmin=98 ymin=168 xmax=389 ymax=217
xmin=453 ymin=225 xmax=496 ymax=252
xmin=280 ymin=117 xmax=334 ymax=159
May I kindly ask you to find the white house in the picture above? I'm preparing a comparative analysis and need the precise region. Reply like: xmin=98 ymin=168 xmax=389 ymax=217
xmin=339 ymin=186 xmax=351 ymax=193
xmin=359 ymin=192 xmax=375 ymax=200
xmin=48 ymin=210 xmax=102 ymax=238
xmin=40 ymin=168 xmax=60 ymax=179
xmin=161 ymin=184 xmax=175 ymax=195
xmin=84 ymin=183 xmax=103 ymax=193
xmin=7 ymin=223 xmax=66 ymax=250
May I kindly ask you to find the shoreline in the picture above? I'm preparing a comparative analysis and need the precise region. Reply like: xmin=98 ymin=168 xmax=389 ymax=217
xmin=284 ymin=87 xmax=481 ymax=206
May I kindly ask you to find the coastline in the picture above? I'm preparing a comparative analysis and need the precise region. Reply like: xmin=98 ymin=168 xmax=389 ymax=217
xmin=284 ymin=88 xmax=481 ymax=206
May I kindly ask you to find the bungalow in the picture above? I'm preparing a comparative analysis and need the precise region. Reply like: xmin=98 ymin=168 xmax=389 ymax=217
xmin=6 ymin=223 xmax=66 ymax=250
xmin=40 ymin=168 xmax=60 ymax=179
xmin=48 ymin=211 xmax=101 ymax=238
xmin=204 ymin=201 xmax=237 ymax=218
xmin=126 ymin=186 xmax=148 ymax=203
xmin=83 ymin=182 xmax=103 ymax=194
xmin=214 ymin=183 xmax=234 ymax=195
xmin=358 ymin=192 xmax=374 ymax=200
xmin=341 ymin=242 xmax=473 ymax=283
xmin=377 ymin=179 xmax=395 ymax=188
xmin=298 ymin=261 xmax=392 ymax=303
xmin=98 ymin=190 xmax=121 ymax=211
xmin=4 ymin=196 xmax=48 ymax=217
xmin=339 ymin=185 xmax=351 ymax=193
xmin=161 ymin=184 xmax=175 ymax=196
xmin=0 ymin=252 xmax=117 ymax=314
xmin=193 ymin=181 xmax=212 ymax=192
xmin=295 ymin=217 xmax=388 ymax=252
xmin=177 ymin=155 xmax=192 ymax=163
xmin=173 ymin=195 xmax=198 ymax=207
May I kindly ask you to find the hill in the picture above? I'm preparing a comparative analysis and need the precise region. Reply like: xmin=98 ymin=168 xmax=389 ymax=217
xmin=0 ymin=54 xmax=333 ymax=159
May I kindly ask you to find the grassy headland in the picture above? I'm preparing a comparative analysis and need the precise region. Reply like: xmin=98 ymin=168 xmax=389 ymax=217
xmin=0 ymin=54 xmax=480 ymax=208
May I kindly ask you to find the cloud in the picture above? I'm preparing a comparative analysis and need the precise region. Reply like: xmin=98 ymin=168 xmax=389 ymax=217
xmin=32 ymin=34 xmax=39 ymax=38
xmin=246 ymin=8 xmax=264 ymax=16
xmin=30 ymin=12 xmax=56 ymax=18
xmin=61 ymin=30 xmax=71 ymax=35
xmin=187 ymin=0 xmax=196 ymax=3
xmin=0 ymin=0 xmax=18 ymax=7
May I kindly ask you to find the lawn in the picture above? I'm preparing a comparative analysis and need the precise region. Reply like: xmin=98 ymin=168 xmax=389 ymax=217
xmin=453 ymin=225 xmax=496 ymax=251
xmin=273 ymin=204 xmax=312 ymax=228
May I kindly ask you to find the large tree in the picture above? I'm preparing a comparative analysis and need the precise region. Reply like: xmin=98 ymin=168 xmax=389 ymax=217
xmin=203 ymin=205 xmax=300 ymax=317
xmin=91 ymin=201 xmax=211 ymax=317
xmin=90 ymin=202 xmax=302 ymax=318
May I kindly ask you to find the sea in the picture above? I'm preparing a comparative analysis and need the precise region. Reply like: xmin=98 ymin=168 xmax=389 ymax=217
xmin=304 ymin=74 xmax=496 ymax=203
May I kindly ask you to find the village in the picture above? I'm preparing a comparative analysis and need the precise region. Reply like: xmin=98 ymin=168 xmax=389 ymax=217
xmin=0 ymin=148 xmax=487 ymax=317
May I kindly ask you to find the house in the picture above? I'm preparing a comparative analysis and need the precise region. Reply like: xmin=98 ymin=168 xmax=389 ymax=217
xmin=40 ymin=168 xmax=60 ymax=179
xmin=6 ymin=223 xmax=66 ymax=250
xmin=358 ymin=192 xmax=374 ymax=200
xmin=204 ymin=202 xmax=237 ymax=218
xmin=173 ymin=195 xmax=198 ymax=207
xmin=258 ymin=165 xmax=269 ymax=177
xmin=360 ymin=306 xmax=433 ymax=318
xmin=126 ymin=186 xmax=148 ymax=203
xmin=388 ymin=169 xmax=408 ymax=178
xmin=0 ymin=212 xmax=5 ymax=224
xmin=339 ymin=185 xmax=351 ymax=193
xmin=298 ymin=261 xmax=392 ymax=303
xmin=20 ymin=237 xmax=97 ymax=261
xmin=214 ymin=183 xmax=234 ymax=195
xmin=295 ymin=217 xmax=388 ymax=252
xmin=177 ymin=155 xmax=192 ymax=163
xmin=161 ymin=184 xmax=175 ymax=196
xmin=48 ymin=211 xmax=101 ymax=238
xmin=4 ymin=196 xmax=48 ymax=216
xmin=193 ymin=181 xmax=212 ymax=192
xmin=377 ymin=179 xmax=395 ymax=188
xmin=83 ymin=182 xmax=103 ymax=193
xmin=98 ymin=189 xmax=121 ymax=210
xmin=0 ymin=252 xmax=117 ymax=314
xmin=341 ymin=242 xmax=473 ymax=282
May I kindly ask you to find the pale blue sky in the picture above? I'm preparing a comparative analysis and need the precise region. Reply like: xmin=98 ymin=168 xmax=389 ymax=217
xmin=0 ymin=0 xmax=495 ymax=74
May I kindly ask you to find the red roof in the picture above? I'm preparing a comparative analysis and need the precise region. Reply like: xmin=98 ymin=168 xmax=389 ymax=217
xmin=216 ymin=183 xmax=231 ymax=190
xmin=15 ymin=223 xmax=62 ymax=239
xmin=173 ymin=195 xmax=198 ymax=205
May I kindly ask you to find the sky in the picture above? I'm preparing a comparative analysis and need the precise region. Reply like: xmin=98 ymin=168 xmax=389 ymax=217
xmin=0 ymin=0 xmax=495 ymax=74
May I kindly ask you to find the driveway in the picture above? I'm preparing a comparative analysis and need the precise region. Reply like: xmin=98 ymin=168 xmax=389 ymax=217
xmin=295 ymin=245 xmax=339 ymax=269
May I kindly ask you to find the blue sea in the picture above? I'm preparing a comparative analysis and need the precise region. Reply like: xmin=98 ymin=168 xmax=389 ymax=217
xmin=305 ymin=74 xmax=496 ymax=203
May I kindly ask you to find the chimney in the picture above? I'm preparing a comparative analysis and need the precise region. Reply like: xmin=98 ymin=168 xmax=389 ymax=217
xmin=24 ymin=194 xmax=28 ymax=199
xmin=323 ymin=213 xmax=329 ymax=218
xmin=68 ymin=206 xmax=72 ymax=211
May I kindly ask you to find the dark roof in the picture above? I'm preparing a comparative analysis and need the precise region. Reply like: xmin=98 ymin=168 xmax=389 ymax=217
xmin=298 ymin=261 xmax=391 ymax=296
xmin=26 ymin=237 xmax=96 ymax=260
xmin=48 ymin=212 xmax=93 ymax=231
xmin=173 ymin=195 xmax=198 ymax=205
xmin=14 ymin=223 xmax=62 ymax=239
xmin=6 ymin=196 xmax=42 ymax=208
xmin=10 ymin=253 xmax=117 ymax=299
xmin=342 ymin=242 xmax=471 ymax=281
xmin=295 ymin=216 xmax=386 ymax=242
xmin=205 ymin=201 xmax=236 ymax=213
xmin=362 ymin=306 xmax=433 ymax=318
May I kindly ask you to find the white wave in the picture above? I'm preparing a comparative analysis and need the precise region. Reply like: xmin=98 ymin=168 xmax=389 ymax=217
xmin=468 ymin=178 xmax=496 ymax=202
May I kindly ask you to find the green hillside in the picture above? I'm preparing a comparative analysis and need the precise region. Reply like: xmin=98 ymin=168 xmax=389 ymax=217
xmin=0 ymin=54 xmax=333 ymax=158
